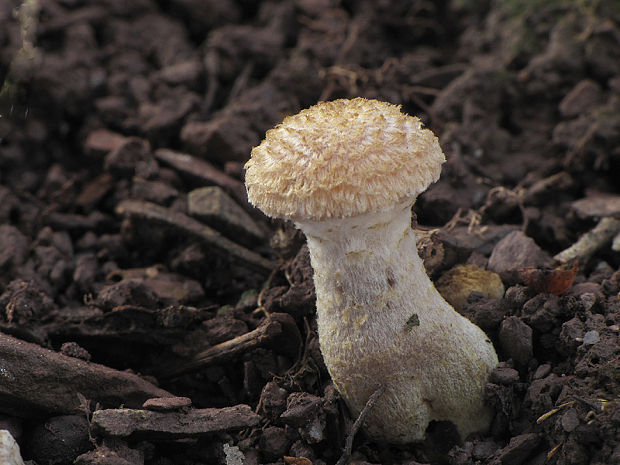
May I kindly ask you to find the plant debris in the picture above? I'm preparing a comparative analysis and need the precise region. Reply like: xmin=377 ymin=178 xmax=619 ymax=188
xmin=0 ymin=0 xmax=618 ymax=464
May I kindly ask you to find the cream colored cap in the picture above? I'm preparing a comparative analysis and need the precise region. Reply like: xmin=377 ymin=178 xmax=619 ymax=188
xmin=244 ymin=97 xmax=445 ymax=221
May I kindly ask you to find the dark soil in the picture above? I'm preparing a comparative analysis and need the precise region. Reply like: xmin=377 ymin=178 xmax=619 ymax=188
xmin=1 ymin=1 xmax=619 ymax=464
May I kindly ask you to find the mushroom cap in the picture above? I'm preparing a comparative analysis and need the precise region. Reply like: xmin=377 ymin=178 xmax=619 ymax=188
xmin=244 ymin=97 xmax=445 ymax=221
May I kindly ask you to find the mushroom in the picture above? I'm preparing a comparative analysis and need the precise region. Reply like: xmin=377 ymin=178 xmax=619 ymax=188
xmin=244 ymin=98 xmax=498 ymax=443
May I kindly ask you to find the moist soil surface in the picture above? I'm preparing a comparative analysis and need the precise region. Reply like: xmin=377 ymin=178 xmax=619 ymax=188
xmin=1 ymin=1 xmax=620 ymax=464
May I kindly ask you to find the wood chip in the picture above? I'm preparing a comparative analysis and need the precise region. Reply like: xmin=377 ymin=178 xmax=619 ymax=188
xmin=0 ymin=333 xmax=171 ymax=418
xmin=554 ymin=217 xmax=620 ymax=263
xmin=571 ymin=193 xmax=620 ymax=219
xmin=92 ymin=404 xmax=260 ymax=439
xmin=154 ymin=148 xmax=248 ymax=207
xmin=115 ymin=199 xmax=274 ymax=274
xmin=159 ymin=313 xmax=300 ymax=378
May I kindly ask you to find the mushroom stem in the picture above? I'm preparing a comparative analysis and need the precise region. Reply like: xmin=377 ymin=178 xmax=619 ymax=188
xmin=296 ymin=201 xmax=498 ymax=443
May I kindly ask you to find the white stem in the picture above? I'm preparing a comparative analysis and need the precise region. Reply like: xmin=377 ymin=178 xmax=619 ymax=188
xmin=296 ymin=202 xmax=498 ymax=443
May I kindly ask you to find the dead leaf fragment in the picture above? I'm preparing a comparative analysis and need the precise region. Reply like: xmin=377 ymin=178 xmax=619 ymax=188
xmin=284 ymin=457 xmax=313 ymax=465
xmin=519 ymin=262 xmax=578 ymax=295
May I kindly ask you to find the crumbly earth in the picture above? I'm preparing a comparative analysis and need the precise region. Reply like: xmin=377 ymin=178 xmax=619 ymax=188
xmin=0 ymin=1 xmax=619 ymax=465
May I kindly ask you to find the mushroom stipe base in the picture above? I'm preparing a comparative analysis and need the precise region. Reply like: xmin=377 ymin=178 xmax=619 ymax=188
xmin=297 ymin=202 xmax=498 ymax=443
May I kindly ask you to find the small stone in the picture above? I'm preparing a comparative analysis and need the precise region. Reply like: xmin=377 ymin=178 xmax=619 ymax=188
xmin=559 ymin=317 xmax=586 ymax=355
xmin=437 ymin=225 xmax=518 ymax=257
xmin=257 ymin=381 xmax=288 ymax=420
xmin=288 ymin=440 xmax=316 ymax=463
xmin=498 ymin=317 xmax=533 ymax=366
xmin=436 ymin=264 xmax=505 ymax=312
xmin=281 ymin=392 xmax=326 ymax=444
xmin=143 ymin=397 xmax=192 ymax=412
xmin=104 ymin=137 xmax=155 ymax=179
xmin=472 ymin=440 xmax=499 ymax=460
xmin=613 ymin=231 xmax=620 ymax=251
xmin=98 ymin=268 xmax=205 ymax=308
xmin=0 ymin=225 xmax=28 ymax=271
xmin=0 ymin=279 xmax=55 ymax=325
xmin=489 ymin=366 xmax=520 ymax=385
xmin=0 ymin=430 xmax=25 ymax=465
xmin=570 ymin=193 xmax=620 ymax=220
xmin=280 ymin=392 xmax=323 ymax=427
xmin=223 ymin=443 xmax=245 ymax=465
xmin=131 ymin=178 xmax=179 ymax=205
xmin=488 ymin=231 xmax=553 ymax=284
xmin=96 ymin=279 xmax=161 ymax=311
xmin=137 ymin=92 xmax=200 ymax=141
xmin=559 ymin=79 xmax=603 ymax=118
xmin=522 ymin=295 xmax=561 ymax=333
xmin=73 ymin=253 xmax=98 ymax=293
xmin=582 ymin=330 xmax=600 ymax=345
xmin=533 ymin=364 xmax=551 ymax=380
xmin=156 ymin=59 xmax=203 ymax=86
xmin=494 ymin=433 xmax=541 ymax=465
xmin=504 ymin=285 xmax=533 ymax=310
xmin=561 ymin=408 xmax=579 ymax=432
xmin=259 ymin=426 xmax=290 ymax=463
xmin=579 ymin=293 xmax=597 ymax=312
xmin=301 ymin=414 xmax=326 ymax=444
xmin=76 ymin=173 xmax=114 ymax=208
xmin=180 ymin=116 xmax=259 ymax=164
xmin=568 ymin=282 xmax=604 ymax=301
xmin=461 ymin=296 xmax=508 ymax=332
xmin=188 ymin=186 xmax=265 ymax=246
xmin=84 ymin=129 xmax=127 ymax=156
xmin=74 ymin=445 xmax=135 ymax=465
xmin=25 ymin=415 xmax=91 ymax=464
xmin=60 ymin=342 xmax=92 ymax=361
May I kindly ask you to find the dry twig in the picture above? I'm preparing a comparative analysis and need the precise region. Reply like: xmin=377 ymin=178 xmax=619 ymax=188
xmin=335 ymin=385 xmax=386 ymax=465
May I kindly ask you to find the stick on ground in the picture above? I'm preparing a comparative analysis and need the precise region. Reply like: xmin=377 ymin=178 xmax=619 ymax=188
xmin=336 ymin=385 xmax=386 ymax=465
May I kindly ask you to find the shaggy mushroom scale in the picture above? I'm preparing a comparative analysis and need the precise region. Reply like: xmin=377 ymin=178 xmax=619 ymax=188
xmin=244 ymin=97 xmax=498 ymax=444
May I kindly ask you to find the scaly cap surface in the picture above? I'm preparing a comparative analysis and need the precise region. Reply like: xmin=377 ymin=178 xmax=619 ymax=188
xmin=244 ymin=97 xmax=445 ymax=221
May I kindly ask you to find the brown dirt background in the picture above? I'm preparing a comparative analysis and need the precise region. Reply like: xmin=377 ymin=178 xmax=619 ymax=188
xmin=1 ymin=0 xmax=619 ymax=464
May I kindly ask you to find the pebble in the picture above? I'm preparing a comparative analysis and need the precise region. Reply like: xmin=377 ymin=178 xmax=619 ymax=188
xmin=60 ymin=342 xmax=92 ymax=361
xmin=582 ymin=330 xmax=600 ymax=345
xmin=223 ymin=443 xmax=245 ymax=465
xmin=257 ymin=381 xmax=288 ymax=420
xmin=188 ymin=186 xmax=265 ymax=246
xmin=490 ymin=366 xmax=520 ymax=385
xmin=533 ymin=363 xmax=552 ymax=380
xmin=579 ymin=293 xmax=597 ymax=312
xmin=559 ymin=79 xmax=603 ymax=118
xmin=83 ymin=128 xmax=127 ymax=156
xmin=493 ymin=433 xmax=540 ymax=465
xmin=259 ymin=426 xmax=290 ymax=462
xmin=436 ymin=264 xmax=505 ymax=312
xmin=0 ymin=430 xmax=25 ymax=465
xmin=472 ymin=440 xmax=499 ymax=460
xmin=488 ymin=231 xmax=553 ymax=283
xmin=570 ymin=193 xmax=620 ymax=220
xmin=281 ymin=392 xmax=326 ymax=444
xmin=499 ymin=316 xmax=534 ymax=366
xmin=561 ymin=408 xmax=579 ymax=432
xmin=25 ymin=415 xmax=91 ymax=464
